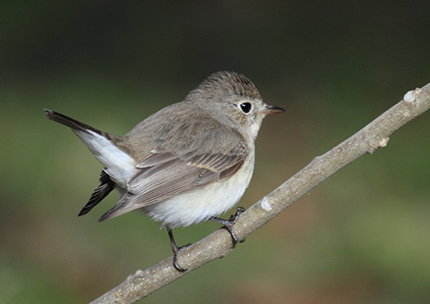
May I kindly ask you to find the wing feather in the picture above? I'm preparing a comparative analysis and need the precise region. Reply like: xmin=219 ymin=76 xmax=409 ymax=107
xmin=98 ymin=117 xmax=249 ymax=222
xmin=98 ymin=151 xmax=245 ymax=222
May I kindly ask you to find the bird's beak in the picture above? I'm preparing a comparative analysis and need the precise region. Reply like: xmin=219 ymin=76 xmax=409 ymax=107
xmin=264 ymin=104 xmax=285 ymax=115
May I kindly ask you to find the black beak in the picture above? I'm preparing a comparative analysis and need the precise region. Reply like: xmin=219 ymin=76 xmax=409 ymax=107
xmin=264 ymin=105 xmax=285 ymax=115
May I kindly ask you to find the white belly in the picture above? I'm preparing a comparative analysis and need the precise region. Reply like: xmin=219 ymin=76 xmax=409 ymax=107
xmin=143 ymin=152 xmax=255 ymax=229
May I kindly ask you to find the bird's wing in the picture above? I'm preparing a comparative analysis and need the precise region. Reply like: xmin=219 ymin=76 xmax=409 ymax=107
xmin=98 ymin=144 xmax=247 ymax=222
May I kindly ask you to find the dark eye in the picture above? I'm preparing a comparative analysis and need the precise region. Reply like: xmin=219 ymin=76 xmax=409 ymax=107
xmin=239 ymin=102 xmax=252 ymax=114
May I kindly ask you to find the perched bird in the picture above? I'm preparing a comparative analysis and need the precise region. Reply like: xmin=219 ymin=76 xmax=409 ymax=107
xmin=44 ymin=71 xmax=284 ymax=271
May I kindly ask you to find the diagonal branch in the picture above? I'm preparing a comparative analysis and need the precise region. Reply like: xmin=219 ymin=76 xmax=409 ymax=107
xmin=91 ymin=84 xmax=430 ymax=304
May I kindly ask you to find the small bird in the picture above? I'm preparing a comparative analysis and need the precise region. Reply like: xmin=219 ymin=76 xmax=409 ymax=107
xmin=44 ymin=71 xmax=284 ymax=271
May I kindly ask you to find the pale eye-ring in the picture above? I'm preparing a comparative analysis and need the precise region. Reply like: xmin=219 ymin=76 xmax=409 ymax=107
xmin=238 ymin=102 xmax=252 ymax=114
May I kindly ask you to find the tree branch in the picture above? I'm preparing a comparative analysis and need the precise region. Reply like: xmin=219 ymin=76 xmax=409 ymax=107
xmin=91 ymin=84 xmax=430 ymax=304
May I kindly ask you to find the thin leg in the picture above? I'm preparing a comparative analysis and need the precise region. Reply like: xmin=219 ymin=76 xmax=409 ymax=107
xmin=210 ymin=207 xmax=246 ymax=248
xmin=167 ymin=228 xmax=191 ymax=272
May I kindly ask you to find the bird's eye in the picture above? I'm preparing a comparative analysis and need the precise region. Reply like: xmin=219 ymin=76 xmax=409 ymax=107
xmin=239 ymin=102 xmax=252 ymax=114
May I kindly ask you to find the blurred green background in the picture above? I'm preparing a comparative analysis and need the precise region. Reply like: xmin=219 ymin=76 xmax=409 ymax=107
xmin=1 ymin=1 xmax=430 ymax=303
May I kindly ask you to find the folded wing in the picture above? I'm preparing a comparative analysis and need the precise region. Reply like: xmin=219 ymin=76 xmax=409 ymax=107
xmin=98 ymin=150 xmax=245 ymax=222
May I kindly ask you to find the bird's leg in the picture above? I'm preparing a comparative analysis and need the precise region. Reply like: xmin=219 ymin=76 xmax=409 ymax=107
xmin=210 ymin=206 xmax=246 ymax=248
xmin=167 ymin=228 xmax=191 ymax=272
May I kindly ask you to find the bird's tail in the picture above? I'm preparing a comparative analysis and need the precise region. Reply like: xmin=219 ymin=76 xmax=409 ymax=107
xmin=43 ymin=109 xmax=136 ymax=189
xmin=44 ymin=109 xmax=105 ymax=136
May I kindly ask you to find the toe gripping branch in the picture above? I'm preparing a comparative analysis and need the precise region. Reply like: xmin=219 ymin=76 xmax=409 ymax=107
xmin=210 ymin=206 xmax=246 ymax=248
xmin=168 ymin=229 xmax=191 ymax=272
xmin=167 ymin=207 xmax=246 ymax=272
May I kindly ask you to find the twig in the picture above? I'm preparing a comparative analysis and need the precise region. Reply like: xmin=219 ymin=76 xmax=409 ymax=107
xmin=91 ymin=84 xmax=430 ymax=304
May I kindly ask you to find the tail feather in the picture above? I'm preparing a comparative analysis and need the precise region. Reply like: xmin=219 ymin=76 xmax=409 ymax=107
xmin=44 ymin=108 xmax=136 ymax=199
xmin=44 ymin=109 xmax=103 ymax=135
xmin=78 ymin=170 xmax=115 ymax=216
